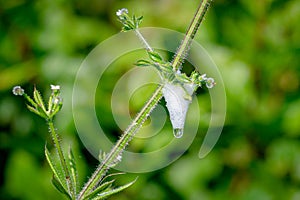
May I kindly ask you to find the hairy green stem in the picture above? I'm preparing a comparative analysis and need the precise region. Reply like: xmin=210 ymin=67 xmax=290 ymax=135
xmin=78 ymin=86 xmax=163 ymax=199
xmin=48 ymin=120 xmax=74 ymax=198
xmin=171 ymin=0 xmax=211 ymax=71
xmin=79 ymin=1 xmax=212 ymax=198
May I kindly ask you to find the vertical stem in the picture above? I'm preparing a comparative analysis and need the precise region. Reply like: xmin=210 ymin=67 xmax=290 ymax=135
xmin=48 ymin=120 xmax=74 ymax=198
xmin=171 ymin=0 xmax=211 ymax=71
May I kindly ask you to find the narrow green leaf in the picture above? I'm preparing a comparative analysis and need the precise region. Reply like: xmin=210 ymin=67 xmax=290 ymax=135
xmin=101 ymin=172 xmax=126 ymax=182
xmin=27 ymin=105 xmax=48 ymax=119
xmin=52 ymin=175 xmax=72 ymax=199
xmin=68 ymin=147 xmax=78 ymax=195
xmin=175 ymin=73 xmax=191 ymax=83
xmin=49 ymin=102 xmax=63 ymax=119
xmin=33 ymin=87 xmax=47 ymax=113
xmin=36 ymin=105 xmax=49 ymax=119
xmin=128 ymin=21 xmax=136 ymax=30
xmin=23 ymin=93 xmax=37 ymax=108
xmin=132 ymin=14 xmax=136 ymax=23
xmin=158 ymin=63 xmax=173 ymax=73
xmin=45 ymin=146 xmax=64 ymax=182
xmin=137 ymin=16 xmax=143 ymax=21
xmin=48 ymin=93 xmax=53 ymax=115
xmin=84 ymin=180 xmax=114 ymax=199
xmin=45 ymin=146 xmax=69 ymax=196
xmin=26 ymin=105 xmax=40 ymax=116
xmin=148 ymin=51 xmax=163 ymax=63
xmin=92 ymin=178 xmax=137 ymax=200
xmin=135 ymin=59 xmax=152 ymax=67
xmin=122 ymin=25 xmax=132 ymax=31
xmin=133 ymin=14 xmax=142 ymax=27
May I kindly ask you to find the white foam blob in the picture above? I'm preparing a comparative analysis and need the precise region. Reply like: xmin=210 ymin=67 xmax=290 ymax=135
xmin=162 ymin=82 xmax=196 ymax=138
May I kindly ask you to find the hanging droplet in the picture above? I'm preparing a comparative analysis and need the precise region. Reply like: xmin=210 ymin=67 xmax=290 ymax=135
xmin=162 ymin=82 xmax=195 ymax=138
xmin=173 ymin=128 xmax=184 ymax=138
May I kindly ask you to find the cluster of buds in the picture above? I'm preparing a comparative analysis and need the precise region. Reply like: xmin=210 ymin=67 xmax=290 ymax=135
xmin=12 ymin=85 xmax=63 ymax=121
xmin=116 ymin=8 xmax=143 ymax=31
xmin=190 ymin=71 xmax=216 ymax=89
xmin=136 ymin=51 xmax=216 ymax=91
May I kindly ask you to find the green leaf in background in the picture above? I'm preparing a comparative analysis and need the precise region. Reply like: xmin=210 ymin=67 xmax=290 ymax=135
xmin=2 ymin=0 xmax=300 ymax=199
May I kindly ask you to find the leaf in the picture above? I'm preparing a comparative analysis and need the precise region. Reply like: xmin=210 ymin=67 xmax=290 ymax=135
xmin=68 ymin=147 xmax=78 ymax=195
xmin=52 ymin=175 xmax=71 ymax=199
xmin=148 ymin=51 xmax=164 ymax=63
xmin=27 ymin=104 xmax=48 ymax=119
xmin=45 ymin=146 xmax=70 ymax=198
xmin=101 ymin=172 xmax=126 ymax=182
xmin=137 ymin=16 xmax=143 ymax=22
xmin=48 ymin=93 xmax=53 ymax=115
xmin=49 ymin=101 xmax=63 ymax=119
xmin=175 ymin=73 xmax=191 ymax=83
xmin=36 ymin=105 xmax=49 ymax=119
xmin=84 ymin=180 xmax=115 ymax=199
xmin=23 ymin=93 xmax=37 ymax=108
xmin=133 ymin=14 xmax=143 ymax=27
xmin=135 ymin=59 xmax=152 ymax=67
xmin=92 ymin=178 xmax=137 ymax=200
xmin=158 ymin=63 xmax=173 ymax=73
xmin=122 ymin=24 xmax=132 ymax=31
xmin=33 ymin=87 xmax=47 ymax=114
xmin=26 ymin=105 xmax=42 ymax=118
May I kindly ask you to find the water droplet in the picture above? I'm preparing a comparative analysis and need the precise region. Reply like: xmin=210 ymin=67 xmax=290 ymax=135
xmin=173 ymin=128 xmax=183 ymax=138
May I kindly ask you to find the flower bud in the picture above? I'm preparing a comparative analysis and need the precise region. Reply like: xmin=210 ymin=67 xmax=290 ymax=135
xmin=12 ymin=86 xmax=24 ymax=96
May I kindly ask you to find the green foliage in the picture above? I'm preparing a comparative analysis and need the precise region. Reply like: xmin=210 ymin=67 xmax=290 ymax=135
xmin=13 ymin=86 xmax=138 ymax=199
xmin=116 ymin=8 xmax=143 ymax=31
xmin=85 ymin=178 xmax=136 ymax=199
xmin=45 ymin=146 xmax=70 ymax=198
xmin=1 ymin=0 xmax=300 ymax=200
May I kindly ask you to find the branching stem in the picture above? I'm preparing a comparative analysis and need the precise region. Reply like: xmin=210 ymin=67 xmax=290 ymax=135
xmin=78 ymin=87 xmax=163 ymax=199
xmin=78 ymin=1 xmax=212 ymax=198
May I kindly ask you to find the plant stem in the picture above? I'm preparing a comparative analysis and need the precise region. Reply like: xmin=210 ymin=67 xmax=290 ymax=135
xmin=79 ymin=1 xmax=212 ymax=198
xmin=78 ymin=86 xmax=163 ymax=200
xmin=48 ymin=120 xmax=74 ymax=198
xmin=134 ymin=29 xmax=153 ymax=52
xmin=171 ymin=0 xmax=211 ymax=71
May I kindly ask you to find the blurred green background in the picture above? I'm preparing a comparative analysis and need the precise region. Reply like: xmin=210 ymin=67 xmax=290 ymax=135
xmin=1 ymin=0 xmax=300 ymax=199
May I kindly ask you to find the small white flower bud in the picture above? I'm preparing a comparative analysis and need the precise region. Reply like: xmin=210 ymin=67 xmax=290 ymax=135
xmin=50 ymin=85 xmax=60 ymax=90
xmin=199 ymin=74 xmax=207 ymax=81
xmin=52 ymin=96 xmax=62 ymax=105
xmin=116 ymin=8 xmax=128 ymax=17
xmin=12 ymin=86 xmax=24 ymax=96
xmin=205 ymin=78 xmax=215 ymax=88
